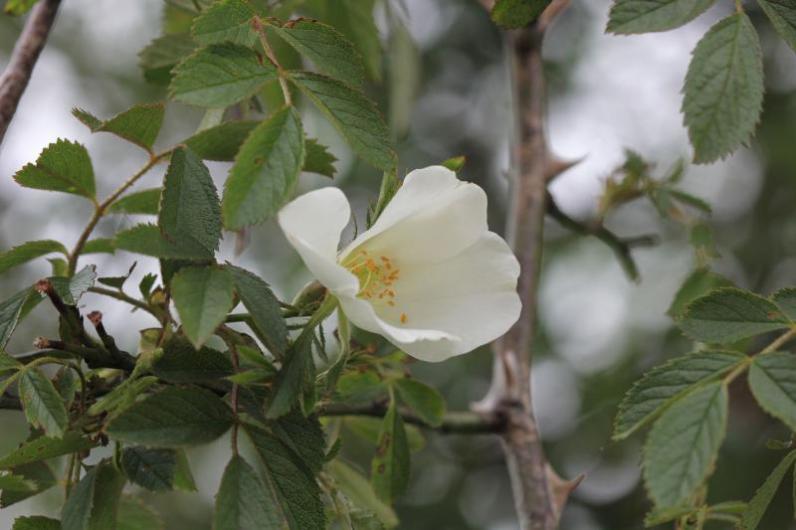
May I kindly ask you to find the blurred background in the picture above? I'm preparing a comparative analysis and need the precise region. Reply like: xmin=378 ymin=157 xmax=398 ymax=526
xmin=2 ymin=0 xmax=796 ymax=528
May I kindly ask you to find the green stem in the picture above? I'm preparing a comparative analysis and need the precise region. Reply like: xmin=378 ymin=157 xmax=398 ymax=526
xmin=256 ymin=21 xmax=292 ymax=106
xmin=87 ymin=287 xmax=159 ymax=318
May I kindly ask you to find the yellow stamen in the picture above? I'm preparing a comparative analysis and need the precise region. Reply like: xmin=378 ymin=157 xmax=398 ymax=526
xmin=400 ymin=313 xmax=408 ymax=324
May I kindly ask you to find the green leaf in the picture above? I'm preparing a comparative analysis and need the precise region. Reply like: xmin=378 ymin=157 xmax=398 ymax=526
xmin=749 ymin=352 xmax=796 ymax=431
xmin=0 ymin=432 xmax=94 ymax=469
xmin=82 ymin=238 xmax=115 ymax=254
xmin=606 ymin=0 xmax=716 ymax=34
xmin=107 ymin=386 xmax=233 ymax=447
xmin=0 ymin=240 xmax=67 ymax=275
xmin=139 ymin=33 xmax=197 ymax=85
xmin=304 ymin=139 xmax=337 ymax=178
xmin=222 ymin=106 xmax=305 ymax=229
xmin=267 ymin=337 xmax=315 ymax=419
xmin=613 ymin=350 xmax=744 ymax=440
xmin=61 ymin=461 xmax=125 ymax=530
xmin=183 ymin=120 xmax=258 ymax=161
xmin=227 ymin=265 xmax=288 ymax=356
xmin=271 ymin=410 xmax=325 ymax=475
xmin=115 ymin=224 xmax=212 ymax=260
xmin=327 ymin=460 xmax=399 ymax=529
xmin=87 ymin=376 xmax=158 ymax=420
xmin=371 ymin=399 xmax=410 ymax=502
xmin=117 ymin=497 xmax=164 ymax=530
xmin=108 ymin=188 xmax=161 ymax=215
xmin=171 ymin=266 xmax=235 ymax=348
xmin=214 ymin=455 xmax=280 ymax=530
xmin=741 ymin=450 xmax=796 ymax=530
xmin=289 ymin=71 xmax=395 ymax=171
xmin=0 ymin=472 xmax=35 ymax=492
xmin=170 ymin=43 xmax=277 ymax=107
xmin=173 ymin=449 xmax=197 ymax=491
xmin=0 ymin=351 xmax=22 ymax=373
xmin=678 ymin=287 xmax=790 ymax=343
xmin=14 ymin=139 xmax=96 ymax=199
xmin=18 ymin=368 xmax=68 ymax=438
xmin=72 ymin=104 xmax=165 ymax=152
xmin=1 ymin=461 xmax=56 ymax=508
xmin=682 ymin=12 xmax=764 ymax=164
xmin=153 ymin=335 xmax=233 ymax=382
xmin=4 ymin=0 xmax=39 ymax=16
xmin=667 ymin=268 xmax=733 ymax=317
xmin=159 ymin=147 xmax=222 ymax=258
xmin=12 ymin=516 xmax=61 ymax=530
xmin=121 ymin=447 xmax=177 ymax=492
xmin=273 ymin=20 xmax=364 ymax=85
xmin=191 ymin=0 xmax=257 ymax=47
xmin=491 ymin=0 xmax=552 ymax=29
xmin=346 ymin=417 xmax=426 ymax=453
xmin=394 ymin=378 xmax=446 ymax=428
xmin=246 ymin=425 xmax=326 ymax=530
xmin=643 ymin=382 xmax=728 ymax=508
xmin=0 ymin=288 xmax=34 ymax=349
xmin=758 ymin=0 xmax=796 ymax=52
xmin=50 ymin=265 xmax=97 ymax=305
xmin=772 ymin=287 xmax=796 ymax=321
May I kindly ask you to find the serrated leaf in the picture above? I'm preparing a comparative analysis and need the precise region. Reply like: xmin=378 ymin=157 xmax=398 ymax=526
xmin=246 ymin=425 xmax=326 ymax=530
xmin=273 ymin=20 xmax=364 ymax=85
xmin=371 ymin=399 xmax=410 ymax=502
xmin=108 ymin=188 xmax=161 ymax=215
xmin=61 ymin=461 xmax=125 ymax=530
xmin=749 ymin=352 xmax=796 ymax=431
xmin=153 ymin=335 xmax=232 ymax=382
xmin=214 ymin=455 xmax=280 ymax=530
xmin=107 ymin=386 xmax=233 ymax=447
xmin=49 ymin=264 xmax=97 ymax=305
xmin=14 ymin=139 xmax=96 ymax=199
xmin=741 ymin=450 xmax=796 ymax=530
xmin=606 ymin=0 xmax=716 ymax=34
xmin=267 ymin=336 xmax=315 ymax=419
xmin=271 ymin=410 xmax=325 ymax=474
xmin=643 ymin=382 xmax=728 ymax=508
xmin=191 ymin=0 xmax=257 ymax=47
xmin=772 ymin=287 xmax=796 ymax=321
xmin=121 ymin=447 xmax=177 ymax=492
xmin=289 ymin=71 xmax=395 ymax=171
xmin=18 ymin=369 xmax=68 ymax=438
xmin=183 ymin=120 xmax=258 ymax=161
xmin=159 ymin=147 xmax=222 ymax=258
xmin=222 ymin=106 xmax=305 ymax=229
xmin=115 ymin=224 xmax=212 ymax=260
xmin=139 ymin=33 xmax=197 ymax=85
xmin=0 ymin=472 xmax=35 ymax=492
xmin=12 ymin=516 xmax=61 ymax=530
xmin=72 ymin=103 xmax=165 ymax=152
xmin=0 ymin=288 xmax=34 ymax=349
xmin=758 ymin=0 xmax=796 ymax=52
xmin=0 ymin=240 xmax=67 ymax=275
xmin=0 ymin=432 xmax=94 ymax=469
xmin=682 ymin=12 xmax=764 ymax=163
xmin=1 ymin=461 xmax=56 ymax=508
xmin=87 ymin=376 xmax=158 ymax=420
xmin=304 ymin=138 xmax=337 ymax=178
xmin=678 ymin=287 xmax=790 ymax=343
xmin=82 ymin=238 xmax=115 ymax=254
xmin=667 ymin=268 xmax=733 ymax=317
xmin=491 ymin=0 xmax=552 ymax=29
xmin=170 ymin=43 xmax=277 ymax=107
xmin=117 ymin=497 xmax=164 ymax=530
xmin=227 ymin=265 xmax=288 ymax=356
xmin=172 ymin=266 xmax=235 ymax=348
xmin=327 ymin=460 xmax=399 ymax=529
xmin=394 ymin=378 xmax=446 ymax=428
xmin=613 ymin=350 xmax=744 ymax=440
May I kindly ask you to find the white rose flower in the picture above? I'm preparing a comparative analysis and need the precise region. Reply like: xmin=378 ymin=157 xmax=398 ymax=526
xmin=278 ymin=165 xmax=521 ymax=362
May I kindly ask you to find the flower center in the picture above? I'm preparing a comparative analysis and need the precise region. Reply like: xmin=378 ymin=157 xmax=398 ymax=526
xmin=342 ymin=250 xmax=407 ymax=324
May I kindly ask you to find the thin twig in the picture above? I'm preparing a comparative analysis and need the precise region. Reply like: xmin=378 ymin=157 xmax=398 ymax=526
xmin=0 ymin=0 xmax=61 ymax=145
xmin=546 ymin=192 xmax=657 ymax=280
xmin=318 ymin=402 xmax=506 ymax=434
xmin=87 ymin=286 xmax=159 ymax=318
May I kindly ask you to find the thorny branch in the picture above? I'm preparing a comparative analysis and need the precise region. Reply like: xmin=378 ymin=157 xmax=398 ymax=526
xmin=476 ymin=2 xmax=581 ymax=529
xmin=0 ymin=0 xmax=61 ymax=145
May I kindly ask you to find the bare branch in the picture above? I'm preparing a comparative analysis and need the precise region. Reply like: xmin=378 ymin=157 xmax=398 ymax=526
xmin=476 ymin=1 xmax=576 ymax=528
xmin=0 ymin=0 xmax=62 ymax=145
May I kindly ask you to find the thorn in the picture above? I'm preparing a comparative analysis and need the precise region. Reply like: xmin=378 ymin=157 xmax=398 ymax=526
xmin=545 ymin=155 xmax=585 ymax=182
